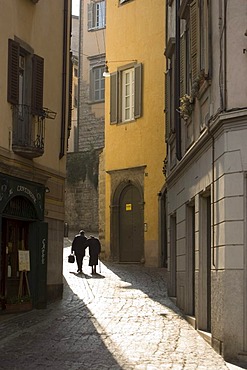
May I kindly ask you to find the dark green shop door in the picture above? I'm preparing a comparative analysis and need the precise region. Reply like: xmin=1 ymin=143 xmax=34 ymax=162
xmin=119 ymin=185 xmax=143 ymax=262
xmin=28 ymin=221 xmax=48 ymax=308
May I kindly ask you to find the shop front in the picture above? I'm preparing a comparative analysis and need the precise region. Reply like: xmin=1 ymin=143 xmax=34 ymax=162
xmin=0 ymin=174 xmax=48 ymax=312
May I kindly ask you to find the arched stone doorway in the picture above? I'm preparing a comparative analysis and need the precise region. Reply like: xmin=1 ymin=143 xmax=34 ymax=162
xmin=111 ymin=181 xmax=144 ymax=263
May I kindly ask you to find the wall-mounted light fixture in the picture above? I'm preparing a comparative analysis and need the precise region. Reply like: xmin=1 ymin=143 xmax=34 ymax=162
xmin=103 ymin=64 xmax=110 ymax=77
xmin=103 ymin=59 xmax=137 ymax=78
xmin=45 ymin=187 xmax=50 ymax=193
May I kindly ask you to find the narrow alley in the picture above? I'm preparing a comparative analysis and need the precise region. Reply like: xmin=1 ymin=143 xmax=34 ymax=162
xmin=0 ymin=237 xmax=243 ymax=370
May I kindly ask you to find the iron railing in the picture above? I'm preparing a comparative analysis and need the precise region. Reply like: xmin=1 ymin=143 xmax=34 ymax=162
xmin=12 ymin=104 xmax=45 ymax=158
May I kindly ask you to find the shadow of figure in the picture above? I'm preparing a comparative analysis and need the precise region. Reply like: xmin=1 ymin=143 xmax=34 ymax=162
xmin=89 ymin=273 xmax=105 ymax=279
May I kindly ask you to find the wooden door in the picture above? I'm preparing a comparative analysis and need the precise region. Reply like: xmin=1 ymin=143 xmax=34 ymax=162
xmin=1 ymin=219 xmax=28 ymax=298
xmin=119 ymin=185 xmax=143 ymax=262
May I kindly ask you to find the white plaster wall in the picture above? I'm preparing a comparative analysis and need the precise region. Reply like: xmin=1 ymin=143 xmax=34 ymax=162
xmin=167 ymin=120 xmax=247 ymax=360
xmin=226 ymin=1 xmax=247 ymax=109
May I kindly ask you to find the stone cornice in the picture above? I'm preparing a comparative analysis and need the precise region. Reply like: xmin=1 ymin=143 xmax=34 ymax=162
xmin=166 ymin=109 xmax=247 ymax=185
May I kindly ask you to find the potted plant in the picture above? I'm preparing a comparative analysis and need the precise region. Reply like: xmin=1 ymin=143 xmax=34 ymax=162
xmin=178 ymin=94 xmax=194 ymax=121
xmin=178 ymin=71 xmax=209 ymax=121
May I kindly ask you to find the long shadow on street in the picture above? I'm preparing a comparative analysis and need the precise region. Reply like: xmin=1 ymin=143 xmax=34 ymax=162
xmin=0 ymin=241 xmax=235 ymax=370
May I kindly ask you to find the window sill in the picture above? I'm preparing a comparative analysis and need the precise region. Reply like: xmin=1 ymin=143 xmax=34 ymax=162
xmin=87 ymin=100 xmax=105 ymax=105
xmin=88 ymin=26 xmax=106 ymax=32
xmin=119 ymin=0 xmax=133 ymax=5
xmin=117 ymin=118 xmax=136 ymax=125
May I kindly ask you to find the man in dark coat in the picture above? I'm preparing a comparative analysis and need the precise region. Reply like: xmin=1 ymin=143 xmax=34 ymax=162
xmin=71 ymin=230 xmax=87 ymax=273
xmin=86 ymin=236 xmax=101 ymax=274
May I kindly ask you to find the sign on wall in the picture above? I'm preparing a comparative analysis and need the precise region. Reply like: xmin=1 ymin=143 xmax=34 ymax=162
xmin=18 ymin=250 xmax=30 ymax=271
xmin=126 ymin=203 xmax=132 ymax=211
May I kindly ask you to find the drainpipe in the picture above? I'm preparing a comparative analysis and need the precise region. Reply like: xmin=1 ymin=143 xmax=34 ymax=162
xmin=175 ymin=0 xmax=181 ymax=160
xmin=223 ymin=0 xmax=228 ymax=111
xmin=59 ymin=0 xmax=69 ymax=159
xmin=219 ymin=0 xmax=228 ymax=112
xmin=208 ymin=126 xmax=216 ymax=268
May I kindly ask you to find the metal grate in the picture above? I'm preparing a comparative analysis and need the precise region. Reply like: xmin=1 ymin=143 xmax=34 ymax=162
xmin=3 ymin=196 xmax=37 ymax=220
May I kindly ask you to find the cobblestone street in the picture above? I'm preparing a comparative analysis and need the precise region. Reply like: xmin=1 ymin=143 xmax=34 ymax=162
xmin=0 ymin=237 xmax=245 ymax=370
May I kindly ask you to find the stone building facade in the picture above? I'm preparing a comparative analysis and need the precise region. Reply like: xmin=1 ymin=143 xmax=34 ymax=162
xmin=0 ymin=0 xmax=71 ymax=311
xmin=65 ymin=0 xmax=105 ymax=235
xmin=103 ymin=0 xmax=166 ymax=267
xmin=165 ymin=0 xmax=247 ymax=365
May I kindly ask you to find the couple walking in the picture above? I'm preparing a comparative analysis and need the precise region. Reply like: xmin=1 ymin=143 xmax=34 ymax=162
xmin=71 ymin=230 xmax=101 ymax=274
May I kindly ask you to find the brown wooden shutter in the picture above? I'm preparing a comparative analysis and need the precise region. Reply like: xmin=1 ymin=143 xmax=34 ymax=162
xmin=204 ymin=0 xmax=211 ymax=78
xmin=110 ymin=71 xmax=118 ymax=124
xmin=134 ymin=63 xmax=142 ymax=119
xmin=190 ymin=0 xmax=199 ymax=85
xmin=180 ymin=33 xmax=186 ymax=97
xmin=7 ymin=39 xmax=19 ymax=105
xmin=32 ymin=54 xmax=44 ymax=115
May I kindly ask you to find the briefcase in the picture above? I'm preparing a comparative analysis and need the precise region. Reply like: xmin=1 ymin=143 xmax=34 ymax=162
xmin=68 ymin=254 xmax=75 ymax=263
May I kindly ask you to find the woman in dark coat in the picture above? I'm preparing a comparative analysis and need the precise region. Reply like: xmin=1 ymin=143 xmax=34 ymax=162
xmin=87 ymin=236 xmax=101 ymax=274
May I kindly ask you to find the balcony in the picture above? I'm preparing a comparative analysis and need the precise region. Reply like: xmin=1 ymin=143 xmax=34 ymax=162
xmin=12 ymin=104 xmax=45 ymax=159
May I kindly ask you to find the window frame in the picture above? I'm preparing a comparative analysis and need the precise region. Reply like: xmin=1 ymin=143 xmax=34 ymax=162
xmin=179 ymin=0 xmax=211 ymax=94
xmin=110 ymin=63 xmax=142 ymax=125
xmin=90 ymin=64 xmax=105 ymax=103
xmin=88 ymin=0 xmax=106 ymax=31
xmin=7 ymin=38 xmax=44 ymax=115
xmin=121 ymin=67 xmax=135 ymax=122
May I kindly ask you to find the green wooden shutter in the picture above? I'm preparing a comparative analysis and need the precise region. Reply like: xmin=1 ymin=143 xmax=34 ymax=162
xmin=190 ymin=0 xmax=199 ymax=85
xmin=134 ymin=63 xmax=142 ymax=119
xmin=180 ymin=33 xmax=186 ymax=97
xmin=110 ymin=71 xmax=118 ymax=124
xmin=89 ymin=68 xmax=94 ymax=101
xmin=32 ymin=54 xmax=44 ymax=115
xmin=7 ymin=39 xmax=19 ymax=105
xmin=88 ymin=3 xmax=94 ymax=30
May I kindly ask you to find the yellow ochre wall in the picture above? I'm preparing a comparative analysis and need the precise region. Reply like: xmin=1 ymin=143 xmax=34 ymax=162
xmin=104 ymin=0 xmax=166 ymax=266
xmin=0 ymin=0 xmax=71 ymax=301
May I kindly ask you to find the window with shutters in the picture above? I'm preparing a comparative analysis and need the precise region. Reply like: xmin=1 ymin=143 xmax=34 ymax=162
xmin=199 ymin=0 xmax=210 ymax=77
xmin=179 ymin=0 xmax=211 ymax=102
xmin=165 ymin=38 xmax=175 ymax=140
xmin=165 ymin=37 xmax=176 ymax=168
xmin=190 ymin=0 xmax=199 ymax=87
xmin=88 ymin=1 xmax=106 ymax=31
xmin=90 ymin=66 xmax=105 ymax=102
xmin=110 ymin=63 xmax=142 ymax=124
xmin=7 ymin=38 xmax=45 ymax=158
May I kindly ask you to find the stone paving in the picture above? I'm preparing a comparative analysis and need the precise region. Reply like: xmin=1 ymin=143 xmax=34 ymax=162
xmin=0 ymin=237 xmax=244 ymax=369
